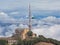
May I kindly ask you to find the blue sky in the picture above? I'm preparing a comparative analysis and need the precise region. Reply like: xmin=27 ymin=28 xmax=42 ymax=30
xmin=0 ymin=0 xmax=60 ymax=40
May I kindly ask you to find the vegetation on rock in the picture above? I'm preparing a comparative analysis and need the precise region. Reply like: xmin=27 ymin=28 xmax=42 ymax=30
xmin=0 ymin=40 xmax=8 ymax=45
xmin=16 ymin=35 xmax=60 ymax=45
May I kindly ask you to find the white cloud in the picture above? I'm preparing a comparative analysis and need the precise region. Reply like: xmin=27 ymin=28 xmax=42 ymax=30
xmin=32 ymin=24 xmax=60 ymax=40
xmin=10 ymin=12 xmax=20 ymax=15
xmin=42 ymin=16 xmax=60 ymax=24
xmin=0 ymin=27 xmax=4 ymax=34
xmin=4 ymin=24 xmax=28 ymax=37
xmin=32 ymin=16 xmax=60 ymax=40
xmin=0 ymin=12 xmax=16 ymax=23
xmin=35 ymin=16 xmax=60 ymax=28
xmin=19 ymin=24 xmax=28 ymax=28
xmin=0 ymin=14 xmax=60 ymax=40
xmin=5 ymin=24 xmax=18 ymax=37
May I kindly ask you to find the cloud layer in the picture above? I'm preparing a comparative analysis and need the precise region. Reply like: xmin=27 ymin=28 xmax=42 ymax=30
xmin=0 ymin=12 xmax=60 ymax=40
xmin=32 ymin=25 xmax=60 ymax=40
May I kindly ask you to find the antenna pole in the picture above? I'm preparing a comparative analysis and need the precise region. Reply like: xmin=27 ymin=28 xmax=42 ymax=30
xmin=29 ymin=4 xmax=32 ymax=31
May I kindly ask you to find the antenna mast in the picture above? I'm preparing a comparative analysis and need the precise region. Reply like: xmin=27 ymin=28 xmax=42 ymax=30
xmin=29 ymin=4 xmax=32 ymax=31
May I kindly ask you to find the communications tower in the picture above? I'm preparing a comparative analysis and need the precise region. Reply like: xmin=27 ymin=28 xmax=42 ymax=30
xmin=29 ymin=4 xmax=32 ymax=31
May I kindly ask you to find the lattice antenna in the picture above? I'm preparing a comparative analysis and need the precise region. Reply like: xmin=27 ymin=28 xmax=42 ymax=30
xmin=29 ymin=4 xmax=32 ymax=31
